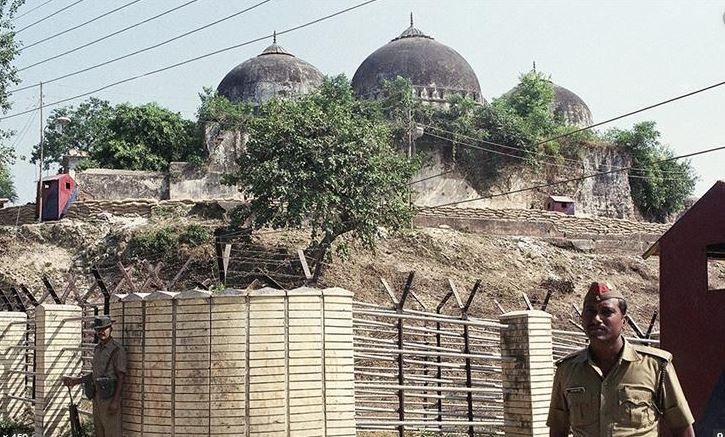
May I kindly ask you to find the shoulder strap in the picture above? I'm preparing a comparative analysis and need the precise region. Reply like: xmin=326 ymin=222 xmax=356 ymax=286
xmin=102 ymin=344 xmax=120 ymax=376
xmin=655 ymin=357 xmax=667 ymax=416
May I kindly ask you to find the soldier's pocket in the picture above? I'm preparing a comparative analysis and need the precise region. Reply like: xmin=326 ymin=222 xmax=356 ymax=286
xmin=618 ymin=385 xmax=656 ymax=427
xmin=565 ymin=388 xmax=596 ymax=426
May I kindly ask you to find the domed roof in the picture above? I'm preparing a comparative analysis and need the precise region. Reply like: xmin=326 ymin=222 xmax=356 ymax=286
xmin=217 ymin=35 xmax=324 ymax=105
xmin=501 ymin=67 xmax=593 ymax=127
xmin=351 ymin=16 xmax=482 ymax=103
xmin=551 ymin=83 xmax=593 ymax=126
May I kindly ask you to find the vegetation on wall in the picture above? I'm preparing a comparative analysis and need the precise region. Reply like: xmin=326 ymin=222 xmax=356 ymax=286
xmin=380 ymin=71 xmax=694 ymax=219
xmin=606 ymin=121 xmax=696 ymax=222
xmin=37 ymin=99 xmax=204 ymax=171
xmin=222 ymin=75 xmax=420 ymax=261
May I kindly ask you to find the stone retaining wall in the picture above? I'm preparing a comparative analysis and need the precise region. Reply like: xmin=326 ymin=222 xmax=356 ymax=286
xmin=416 ymin=207 xmax=670 ymax=252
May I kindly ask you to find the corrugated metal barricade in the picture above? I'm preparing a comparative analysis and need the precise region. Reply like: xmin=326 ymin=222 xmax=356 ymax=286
xmin=110 ymin=286 xmax=356 ymax=437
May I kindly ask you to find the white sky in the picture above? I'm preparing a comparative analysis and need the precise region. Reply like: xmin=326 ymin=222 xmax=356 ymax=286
xmin=3 ymin=0 xmax=725 ymax=204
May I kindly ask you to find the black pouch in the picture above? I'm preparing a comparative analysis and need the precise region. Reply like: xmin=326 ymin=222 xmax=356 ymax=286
xmin=82 ymin=374 xmax=95 ymax=400
xmin=96 ymin=377 xmax=116 ymax=400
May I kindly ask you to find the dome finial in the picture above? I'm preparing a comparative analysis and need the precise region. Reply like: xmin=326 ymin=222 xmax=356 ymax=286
xmin=273 ymin=30 xmax=277 ymax=44
xmin=410 ymin=12 xmax=414 ymax=27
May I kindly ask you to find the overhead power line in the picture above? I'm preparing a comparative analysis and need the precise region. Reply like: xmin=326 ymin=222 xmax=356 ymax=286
xmin=422 ymin=130 xmax=697 ymax=184
xmin=19 ymin=0 xmax=146 ymax=52
xmin=537 ymin=79 xmax=725 ymax=147
xmin=423 ymin=125 xmax=691 ymax=176
xmin=428 ymin=144 xmax=725 ymax=209
xmin=15 ymin=0 xmax=203 ymax=75
xmin=414 ymin=77 xmax=725 ymax=185
xmin=15 ymin=0 xmax=86 ymax=34
xmin=14 ymin=0 xmax=60 ymax=21
xmin=0 ymin=0 xmax=382 ymax=121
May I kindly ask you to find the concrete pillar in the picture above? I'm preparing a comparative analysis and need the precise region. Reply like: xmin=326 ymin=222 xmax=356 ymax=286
xmin=0 ymin=311 xmax=31 ymax=422
xmin=34 ymin=304 xmax=83 ymax=437
xmin=499 ymin=310 xmax=554 ymax=437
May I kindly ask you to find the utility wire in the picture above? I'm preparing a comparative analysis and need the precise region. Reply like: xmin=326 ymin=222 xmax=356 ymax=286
xmin=13 ymin=0 xmax=202 ymax=77
xmin=19 ymin=0 xmax=146 ymax=52
xmin=415 ymin=77 xmax=725 ymax=184
xmin=428 ymin=144 xmax=725 ymax=209
xmin=14 ymin=0 xmax=60 ymax=21
xmin=423 ymin=128 xmax=690 ymax=178
xmin=13 ymin=0 xmax=209 ymax=76
xmin=15 ymin=0 xmax=86 ymax=34
xmin=537 ymin=79 xmax=725 ymax=147
xmin=1 ymin=0 xmax=382 ymax=120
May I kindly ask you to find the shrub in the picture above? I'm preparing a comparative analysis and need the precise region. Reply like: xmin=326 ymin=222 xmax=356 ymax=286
xmin=0 ymin=417 xmax=33 ymax=435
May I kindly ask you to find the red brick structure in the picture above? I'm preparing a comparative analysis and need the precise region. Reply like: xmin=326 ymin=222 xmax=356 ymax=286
xmin=643 ymin=180 xmax=725 ymax=434
xmin=38 ymin=174 xmax=78 ymax=221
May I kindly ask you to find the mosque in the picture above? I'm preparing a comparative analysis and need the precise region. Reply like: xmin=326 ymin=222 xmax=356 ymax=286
xmin=71 ymin=17 xmax=633 ymax=219
xmin=208 ymin=16 xmax=631 ymax=218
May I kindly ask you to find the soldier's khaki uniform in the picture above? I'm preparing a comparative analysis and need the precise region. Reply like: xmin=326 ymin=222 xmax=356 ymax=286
xmin=547 ymin=337 xmax=694 ymax=436
xmin=92 ymin=338 xmax=127 ymax=437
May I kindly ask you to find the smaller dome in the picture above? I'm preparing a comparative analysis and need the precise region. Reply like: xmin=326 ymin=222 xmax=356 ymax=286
xmin=217 ymin=36 xmax=324 ymax=105
xmin=501 ymin=68 xmax=593 ymax=127
xmin=551 ymin=83 xmax=593 ymax=126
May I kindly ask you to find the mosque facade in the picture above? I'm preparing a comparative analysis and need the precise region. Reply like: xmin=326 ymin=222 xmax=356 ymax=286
xmin=70 ymin=17 xmax=632 ymax=219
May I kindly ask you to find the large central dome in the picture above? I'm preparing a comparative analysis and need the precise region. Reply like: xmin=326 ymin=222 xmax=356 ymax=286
xmin=217 ymin=37 xmax=324 ymax=105
xmin=351 ymin=17 xmax=482 ymax=104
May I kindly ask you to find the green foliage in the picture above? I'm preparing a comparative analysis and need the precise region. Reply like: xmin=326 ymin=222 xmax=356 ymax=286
xmin=0 ymin=162 xmax=16 ymax=201
xmin=128 ymin=224 xmax=212 ymax=259
xmin=178 ymin=224 xmax=212 ymax=246
xmin=607 ymin=121 xmax=696 ymax=221
xmin=36 ymin=97 xmax=113 ymax=167
xmin=224 ymin=75 xmax=420 ymax=256
xmin=197 ymin=87 xmax=254 ymax=130
xmin=494 ymin=70 xmax=558 ymax=142
xmin=128 ymin=226 xmax=179 ymax=259
xmin=0 ymin=416 xmax=33 ymax=434
xmin=0 ymin=0 xmax=26 ymax=168
xmin=37 ymin=99 xmax=204 ymax=171
xmin=378 ymin=71 xmax=578 ymax=193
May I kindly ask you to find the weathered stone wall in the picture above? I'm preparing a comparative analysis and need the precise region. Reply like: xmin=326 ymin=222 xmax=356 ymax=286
xmin=168 ymin=162 xmax=244 ymax=200
xmin=413 ymin=143 xmax=636 ymax=219
xmin=75 ymin=169 xmax=169 ymax=201
xmin=415 ymin=206 xmax=669 ymax=253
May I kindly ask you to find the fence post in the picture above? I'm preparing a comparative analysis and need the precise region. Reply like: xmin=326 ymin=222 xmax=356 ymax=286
xmin=0 ymin=311 xmax=30 ymax=423
xmin=499 ymin=310 xmax=553 ymax=437
xmin=34 ymin=304 xmax=83 ymax=437
xmin=396 ymin=272 xmax=414 ymax=437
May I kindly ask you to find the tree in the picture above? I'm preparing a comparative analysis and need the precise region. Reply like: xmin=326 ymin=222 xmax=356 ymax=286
xmin=37 ymin=99 xmax=204 ymax=171
xmin=36 ymin=98 xmax=113 ymax=168
xmin=608 ymin=121 xmax=696 ymax=222
xmin=0 ymin=0 xmax=25 ymax=201
xmin=224 ymin=75 xmax=420 ymax=261
xmin=494 ymin=70 xmax=558 ymax=142
xmin=0 ymin=164 xmax=15 ymax=201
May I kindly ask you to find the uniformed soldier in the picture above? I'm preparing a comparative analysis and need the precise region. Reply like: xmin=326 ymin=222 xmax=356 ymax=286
xmin=547 ymin=282 xmax=695 ymax=437
xmin=63 ymin=315 xmax=127 ymax=437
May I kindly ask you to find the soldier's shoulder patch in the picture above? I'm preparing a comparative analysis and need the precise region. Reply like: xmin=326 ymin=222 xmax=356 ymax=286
xmin=632 ymin=343 xmax=672 ymax=362
xmin=555 ymin=348 xmax=586 ymax=367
